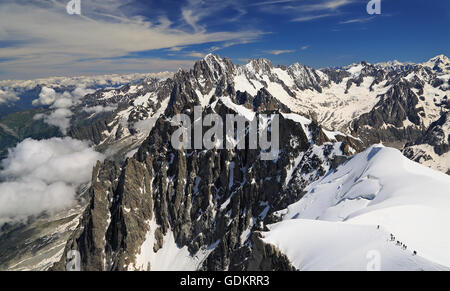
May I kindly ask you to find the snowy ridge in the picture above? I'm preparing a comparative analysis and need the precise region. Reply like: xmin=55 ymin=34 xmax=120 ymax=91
xmin=263 ymin=145 xmax=450 ymax=270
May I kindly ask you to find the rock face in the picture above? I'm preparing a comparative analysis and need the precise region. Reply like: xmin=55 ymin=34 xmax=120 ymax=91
xmin=52 ymin=60 xmax=363 ymax=270
xmin=351 ymin=81 xmax=425 ymax=145
xmin=53 ymin=112 xmax=359 ymax=270
xmin=403 ymin=112 xmax=450 ymax=174
xmin=245 ymin=232 xmax=297 ymax=271
xmin=236 ymin=88 xmax=291 ymax=113
xmin=415 ymin=112 xmax=450 ymax=155
xmin=0 ymin=198 xmax=86 ymax=271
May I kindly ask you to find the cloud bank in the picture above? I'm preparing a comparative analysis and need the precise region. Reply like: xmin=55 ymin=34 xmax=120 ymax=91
xmin=34 ymin=109 xmax=73 ymax=135
xmin=32 ymin=86 xmax=95 ymax=134
xmin=0 ymin=89 xmax=19 ymax=104
xmin=0 ymin=137 xmax=103 ymax=226
xmin=83 ymin=105 xmax=118 ymax=114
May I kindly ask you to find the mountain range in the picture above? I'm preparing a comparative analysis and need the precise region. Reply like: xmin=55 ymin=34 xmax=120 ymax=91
xmin=0 ymin=54 xmax=449 ymax=271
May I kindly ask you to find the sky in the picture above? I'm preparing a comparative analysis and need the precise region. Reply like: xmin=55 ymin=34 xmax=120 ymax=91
xmin=0 ymin=0 xmax=449 ymax=80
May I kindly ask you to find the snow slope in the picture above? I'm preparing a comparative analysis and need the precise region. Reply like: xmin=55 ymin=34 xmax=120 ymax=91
xmin=233 ymin=62 xmax=390 ymax=132
xmin=132 ymin=219 xmax=219 ymax=271
xmin=263 ymin=145 xmax=450 ymax=270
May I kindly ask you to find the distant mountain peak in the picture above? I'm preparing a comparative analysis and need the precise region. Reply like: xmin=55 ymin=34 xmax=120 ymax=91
xmin=422 ymin=54 xmax=450 ymax=73
xmin=428 ymin=54 xmax=449 ymax=62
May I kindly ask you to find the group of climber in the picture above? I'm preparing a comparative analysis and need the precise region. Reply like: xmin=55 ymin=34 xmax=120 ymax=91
xmin=377 ymin=226 xmax=418 ymax=256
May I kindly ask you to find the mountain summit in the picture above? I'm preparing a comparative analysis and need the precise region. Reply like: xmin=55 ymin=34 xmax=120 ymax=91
xmin=422 ymin=54 xmax=450 ymax=73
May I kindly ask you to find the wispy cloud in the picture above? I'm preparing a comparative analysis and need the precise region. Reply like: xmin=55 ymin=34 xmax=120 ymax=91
xmin=300 ymin=0 xmax=355 ymax=12
xmin=292 ymin=13 xmax=334 ymax=22
xmin=182 ymin=8 xmax=204 ymax=32
xmin=339 ymin=17 xmax=375 ymax=24
xmin=0 ymin=0 xmax=263 ymax=79
xmin=265 ymin=49 xmax=296 ymax=55
xmin=300 ymin=45 xmax=310 ymax=50
xmin=261 ymin=0 xmax=356 ymax=22
xmin=186 ymin=52 xmax=206 ymax=58
xmin=167 ymin=47 xmax=186 ymax=52
xmin=249 ymin=0 xmax=295 ymax=6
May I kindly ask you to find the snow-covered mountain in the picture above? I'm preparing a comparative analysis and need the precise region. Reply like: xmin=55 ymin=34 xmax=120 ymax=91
xmin=37 ymin=54 xmax=443 ymax=156
xmin=421 ymin=55 xmax=450 ymax=74
xmin=264 ymin=145 xmax=450 ymax=270
xmin=59 ymin=54 xmax=448 ymax=171
xmin=1 ymin=54 xmax=449 ymax=271
xmin=0 ymin=72 xmax=172 ymax=118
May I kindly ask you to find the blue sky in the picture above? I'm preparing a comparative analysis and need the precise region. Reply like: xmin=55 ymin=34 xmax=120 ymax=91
xmin=0 ymin=0 xmax=449 ymax=80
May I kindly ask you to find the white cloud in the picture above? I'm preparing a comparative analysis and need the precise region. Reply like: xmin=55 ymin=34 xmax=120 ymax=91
xmin=33 ymin=86 xmax=94 ymax=108
xmin=292 ymin=13 xmax=333 ymax=22
xmin=34 ymin=108 xmax=73 ymax=134
xmin=0 ymin=137 xmax=103 ymax=226
xmin=186 ymin=52 xmax=206 ymax=58
xmin=32 ymin=86 xmax=96 ymax=133
xmin=0 ymin=72 xmax=172 ymax=91
xmin=300 ymin=0 xmax=355 ymax=12
xmin=339 ymin=17 xmax=375 ymax=24
xmin=167 ymin=47 xmax=185 ymax=52
xmin=249 ymin=0 xmax=294 ymax=6
xmin=265 ymin=50 xmax=296 ymax=55
xmin=83 ymin=105 xmax=118 ymax=114
xmin=260 ymin=0 xmax=355 ymax=22
xmin=301 ymin=45 xmax=310 ymax=50
xmin=32 ymin=87 xmax=58 ymax=106
xmin=50 ymin=109 xmax=72 ymax=133
xmin=52 ymin=96 xmax=74 ymax=109
xmin=0 ymin=0 xmax=263 ymax=79
xmin=72 ymin=87 xmax=96 ymax=99
xmin=182 ymin=9 xmax=204 ymax=33
xmin=0 ymin=89 xmax=19 ymax=104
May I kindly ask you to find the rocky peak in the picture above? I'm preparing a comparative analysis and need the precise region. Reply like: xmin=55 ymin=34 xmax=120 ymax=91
xmin=287 ymin=63 xmax=327 ymax=92
xmin=200 ymin=54 xmax=234 ymax=77
xmin=252 ymin=88 xmax=291 ymax=112
xmin=351 ymin=80 xmax=426 ymax=144
xmin=422 ymin=54 xmax=450 ymax=74
xmin=244 ymin=58 xmax=274 ymax=75
xmin=416 ymin=112 xmax=450 ymax=155
xmin=427 ymin=54 xmax=450 ymax=64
